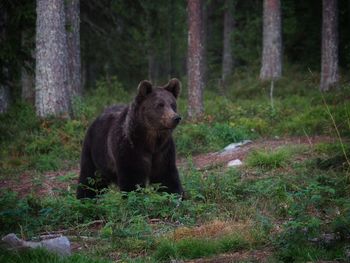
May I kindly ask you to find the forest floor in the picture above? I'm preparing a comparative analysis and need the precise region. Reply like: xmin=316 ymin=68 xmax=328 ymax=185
xmin=0 ymin=136 xmax=333 ymax=198
xmin=0 ymin=135 xmax=341 ymax=263
xmin=1 ymin=78 xmax=349 ymax=262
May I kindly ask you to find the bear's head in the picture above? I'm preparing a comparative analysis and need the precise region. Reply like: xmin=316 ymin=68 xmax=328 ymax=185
xmin=135 ymin=78 xmax=182 ymax=130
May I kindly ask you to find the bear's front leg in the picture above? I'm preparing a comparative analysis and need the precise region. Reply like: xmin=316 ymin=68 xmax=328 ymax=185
xmin=117 ymin=164 xmax=148 ymax=193
xmin=150 ymin=145 xmax=184 ymax=195
xmin=151 ymin=165 xmax=183 ymax=195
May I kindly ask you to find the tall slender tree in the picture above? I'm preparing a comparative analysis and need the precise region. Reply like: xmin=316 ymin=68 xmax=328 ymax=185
xmin=0 ymin=9 xmax=10 ymax=113
xmin=320 ymin=0 xmax=339 ymax=91
xmin=35 ymin=0 xmax=70 ymax=117
xmin=66 ymin=0 xmax=82 ymax=96
xmin=222 ymin=0 xmax=234 ymax=85
xmin=187 ymin=0 xmax=204 ymax=119
xmin=21 ymin=65 xmax=35 ymax=103
xmin=21 ymin=31 xmax=35 ymax=104
xmin=260 ymin=0 xmax=282 ymax=80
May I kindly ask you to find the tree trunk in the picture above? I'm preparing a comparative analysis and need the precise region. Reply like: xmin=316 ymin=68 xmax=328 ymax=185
xmin=222 ymin=0 xmax=234 ymax=84
xmin=35 ymin=0 xmax=70 ymax=117
xmin=0 ymin=9 xmax=10 ymax=113
xmin=0 ymin=85 xmax=10 ymax=113
xmin=66 ymin=0 xmax=82 ymax=97
xmin=201 ymin=1 xmax=208 ymax=87
xmin=320 ymin=0 xmax=339 ymax=91
xmin=187 ymin=0 xmax=204 ymax=119
xmin=21 ymin=67 xmax=35 ymax=104
xmin=167 ymin=0 xmax=173 ymax=79
xmin=260 ymin=0 xmax=282 ymax=80
xmin=21 ymin=31 xmax=35 ymax=104
xmin=148 ymin=49 xmax=157 ymax=84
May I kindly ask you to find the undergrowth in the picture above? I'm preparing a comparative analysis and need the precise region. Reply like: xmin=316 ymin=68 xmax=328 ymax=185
xmin=1 ymin=69 xmax=350 ymax=261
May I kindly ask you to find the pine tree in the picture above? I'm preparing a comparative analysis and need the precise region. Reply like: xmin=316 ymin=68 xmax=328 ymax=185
xmin=260 ymin=0 xmax=282 ymax=80
xmin=21 ymin=31 xmax=35 ymax=104
xmin=35 ymin=0 xmax=70 ymax=117
xmin=187 ymin=0 xmax=204 ymax=119
xmin=320 ymin=0 xmax=339 ymax=91
xmin=222 ymin=0 xmax=234 ymax=85
xmin=66 ymin=0 xmax=82 ymax=96
xmin=0 ymin=9 xmax=10 ymax=113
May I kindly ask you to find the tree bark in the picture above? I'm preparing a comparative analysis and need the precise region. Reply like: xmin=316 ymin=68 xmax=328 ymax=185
xmin=260 ymin=0 xmax=282 ymax=80
xmin=320 ymin=0 xmax=339 ymax=91
xmin=167 ymin=0 xmax=173 ymax=79
xmin=187 ymin=0 xmax=204 ymax=119
xmin=0 ymin=84 xmax=10 ymax=113
xmin=0 ymin=9 xmax=10 ymax=113
xmin=66 ymin=0 xmax=82 ymax=96
xmin=148 ymin=49 xmax=157 ymax=84
xmin=35 ymin=0 xmax=70 ymax=117
xmin=21 ymin=67 xmax=35 ymax=104
xmin=21 ymin=31 xmax=35 ymax=104
xmin=201 ymin=1 xmax=208 ymax=87
xmin=222 ymin=0 xmax=234 ymax=84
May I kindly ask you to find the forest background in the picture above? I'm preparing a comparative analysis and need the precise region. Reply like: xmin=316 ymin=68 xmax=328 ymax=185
xmin=0 ymin=0 xmax=350 ymax=262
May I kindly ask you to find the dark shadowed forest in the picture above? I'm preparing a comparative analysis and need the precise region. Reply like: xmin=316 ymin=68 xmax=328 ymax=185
xmin=0 ymin=0 xmax=350 ymax=262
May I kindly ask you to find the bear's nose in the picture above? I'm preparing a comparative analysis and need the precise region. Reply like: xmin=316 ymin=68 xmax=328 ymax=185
xmin=173 ymin=116 xmax=182 ymax=124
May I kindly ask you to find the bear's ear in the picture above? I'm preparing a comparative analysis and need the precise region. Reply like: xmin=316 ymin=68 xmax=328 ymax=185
xmin=164 ymin=78 xmax=181 ymax=99
xmin=137 ymin=80 xmax=153 ymax=100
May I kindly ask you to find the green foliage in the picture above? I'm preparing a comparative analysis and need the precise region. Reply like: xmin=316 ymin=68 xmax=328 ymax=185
xmin=0 ymin=184 xmax=212 ymax=238
xmin=272 ymin=168 xmax=350 ymax=262
xmin=246 ymin=148 xmax=292 ymax=170
xmin=154 ymin=233 xmax=251 ymax=261
xmin=0 ymin=248 xmax=111 ymax=263
xmin=0 ymin=78 xmax=132 ymax=175
xmin=175 ymin=122 xmax=252 ymax=156
xmin=1 ymin=64 xmax=350 ymax=262
xmin=85 ymin=76 xmax=131 ymax=114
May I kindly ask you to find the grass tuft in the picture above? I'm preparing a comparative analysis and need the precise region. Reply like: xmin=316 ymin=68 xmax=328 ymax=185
xmin=246 ymin=148 xmax=292 ymax=170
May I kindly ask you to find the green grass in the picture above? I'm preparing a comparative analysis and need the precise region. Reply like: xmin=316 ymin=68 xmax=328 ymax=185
xmin=0 ymin=248 xmax=111 ymax=263
xmin=246 ymin=147 xmax=293 ymax=170
xmin=1 ymin=145 xmax=349 ymax=261
xmin=153 ymin=233 xmax=251 ymax=261
xmin=1 ymin=67 xmax=350 ymax=262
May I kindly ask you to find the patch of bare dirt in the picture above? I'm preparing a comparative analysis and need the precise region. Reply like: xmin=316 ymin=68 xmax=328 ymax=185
xmin=0 ymin=167 xmax=79 ymax=198
xmin=183 ymin=135 xmax=335 ymax=170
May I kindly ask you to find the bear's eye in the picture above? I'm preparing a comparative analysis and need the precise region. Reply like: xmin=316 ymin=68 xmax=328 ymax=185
xmin=157 ymin=103 xmax=164 ymax=108
xmin=171 ymin=103 xmax=177 ymax=110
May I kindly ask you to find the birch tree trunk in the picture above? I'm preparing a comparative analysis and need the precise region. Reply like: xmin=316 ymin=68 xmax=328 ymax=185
xmin=66 ymin=0 xmax=82 ymax=96
xmin=320 ymin=0 xmax=339 ymax=91
xmin=35 ymin=0 xmax=70 ymax=117
xmin=222 ymin=0 xmax=234 ymax=84
xmin=187 ymin=0 xmax=204 ymax=119
xmin=260 ymin=0 xmax=282 ymax=80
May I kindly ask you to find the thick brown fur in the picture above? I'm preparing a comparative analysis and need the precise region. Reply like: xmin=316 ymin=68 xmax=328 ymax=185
xmin=76 ymin=79 xmax=183 ymax=198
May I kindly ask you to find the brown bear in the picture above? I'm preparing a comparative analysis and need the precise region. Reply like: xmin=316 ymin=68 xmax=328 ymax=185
xmin=76 ymin=79 xmax=184 ymax=199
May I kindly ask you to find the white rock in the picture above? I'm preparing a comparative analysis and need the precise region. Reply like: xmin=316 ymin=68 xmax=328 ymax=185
xmin=227 ymin=159 xmax=243 ymax=167
xmin=1 ymin=233 xmax=71 ymax=257
xmin=220 ymin=140 xmax=252 ymax=156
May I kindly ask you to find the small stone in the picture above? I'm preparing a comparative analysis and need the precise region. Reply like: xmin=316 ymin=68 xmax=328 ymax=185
xmin=219 ymin=140 xmax=252 ymax=156
xmin=1 ymin=233 xmax=71 ymax=257
xmin=227 ymin=159 xmax=243 ymax=167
